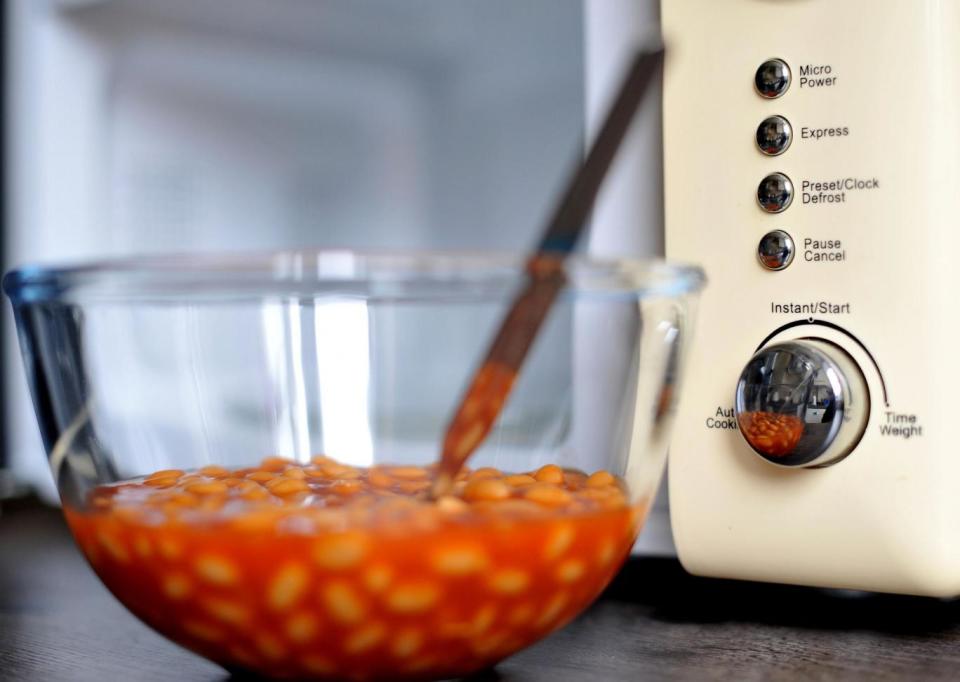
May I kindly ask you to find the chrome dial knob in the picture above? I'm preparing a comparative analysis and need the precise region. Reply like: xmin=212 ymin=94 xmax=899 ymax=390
xmin=734 ymin=340 xmax=869 ymax=467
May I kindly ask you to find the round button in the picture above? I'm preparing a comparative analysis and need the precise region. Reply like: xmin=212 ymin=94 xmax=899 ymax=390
xmin=756 ymin=115 xmax=792 ymax=156
xmin=757 ymin=230 xmax=794 ymax=270
xmin=755 ymin=58 xmax=791 ymax=98
xmin=735 ymin=339 xmax=869 ymax=467
xmin=757 ymin=172 xmax=794 ymax=213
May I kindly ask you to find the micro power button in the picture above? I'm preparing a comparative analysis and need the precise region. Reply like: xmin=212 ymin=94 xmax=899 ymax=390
xmin=755 ymin=58 xmax=791 ymax=98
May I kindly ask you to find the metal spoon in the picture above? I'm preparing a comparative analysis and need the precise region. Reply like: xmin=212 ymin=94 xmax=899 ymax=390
xmin=432 ymin=47 xmax=665 ymax=496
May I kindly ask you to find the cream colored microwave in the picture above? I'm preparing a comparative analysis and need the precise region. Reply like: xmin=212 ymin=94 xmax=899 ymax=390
xmin=662 ymin=0 xmax=960 ymax=597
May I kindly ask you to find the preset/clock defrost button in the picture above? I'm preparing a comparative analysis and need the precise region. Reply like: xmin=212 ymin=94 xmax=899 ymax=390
xmin=757 ymin=172 xmax=794 ymax=213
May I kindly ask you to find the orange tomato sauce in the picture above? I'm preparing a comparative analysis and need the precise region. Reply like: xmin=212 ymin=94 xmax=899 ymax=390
xmin=65 ymin=457 xmax=642 ymax=680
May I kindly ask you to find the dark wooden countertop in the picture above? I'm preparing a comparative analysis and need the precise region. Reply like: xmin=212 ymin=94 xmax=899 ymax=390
xmin=3 ymin=496 xmax=960 ymax=681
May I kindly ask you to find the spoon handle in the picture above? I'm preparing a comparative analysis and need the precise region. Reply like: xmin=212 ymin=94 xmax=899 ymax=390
xmin=433 ymin=48 xmax=664 ymax=496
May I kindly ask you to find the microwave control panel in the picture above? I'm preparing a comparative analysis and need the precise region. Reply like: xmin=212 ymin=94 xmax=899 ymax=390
xmin=662 ymin=0 xmax=960 ymax=596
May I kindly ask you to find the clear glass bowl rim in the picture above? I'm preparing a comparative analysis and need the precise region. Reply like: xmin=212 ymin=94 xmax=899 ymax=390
xmin=3 ymin=249 xmax=705 ymax=303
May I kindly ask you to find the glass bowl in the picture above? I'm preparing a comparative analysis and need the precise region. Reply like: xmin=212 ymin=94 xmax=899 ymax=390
xmin=4 ymin=250 xmax=703 ymax=680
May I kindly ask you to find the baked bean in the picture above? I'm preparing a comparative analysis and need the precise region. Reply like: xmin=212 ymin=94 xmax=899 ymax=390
xmin=524 ymin=484 xmax=572 ymax=508
xmin=202 ymin=597 xmax=251 ymax=626
xmin=597 ymin=538 xmax=617 ymax=567
xmin=471 ymin=632 xmax=507 ymax=657
xmin=344 ymin=622 xmax=386 ymax=654
xmin=323 ymin=463 xmax=361 ymax=480
xmin=161 ymin=572 xmax=192 ymax=600
xmin=199 ymin=465 xmax=230 ymax=478
xmin=185 ymin=481 xmax=229 ymax=496
xmin=431 ymin=545 xmax=490 ymax=576
xmin=388 ymin=466 xmax=428 ymax=481
xmin=397 ymin=480 xmax=430 ymax=495
xmin=157 ymin=537 xmax=183 ymax=560
xmin=254 ymin=632 xmax=288 ymax=661
xmin=534 ymin=464 xmax=564 ymax=484
xmin=229 ymin=509 xmax=278 ymax=533
xmin=544 ymin=524 xmax=575 ymax=560
xmin=331 ymin=480 xmax=363 ymax=496
xmin=322 ymin=581 xmax=366 ymax=624
xmin=235 ymin=480 xmax=265 ymax=495
xmin=469 ymin=604 xmax=497 ymax=634
xmin=535 ymin=592 xmax=570 ymax=629
xmin=183 ymin=620 xmax=225 ymax=643
xmin=363 ymin=563 xmax=393 ymax=593
xmin=144 ymin=476 xmax=180 ymax=488
xmin=132 ymin=535 xmax=153 ymax=559
xmin=475 ymin=499 xmax=544 ymax=518
xmin=301 ymin=654 xmax=336 ymax=675
xmin=386 ymin=582 xmax=440 ymax=614
xmin=268 ymin=563 xmax=309 ymax=611
xmin=314 ymin=532 xmax=369 ymax=570
xmin=392 ymin=628 xmax=423 ymax=658
xmin=463 ymin=479 xmax=510 ymax=502
xmin=470 ymin=467 xmax=503 ymax=481
xmin=228 ymin=646 xmax=258 ymax=668
xmin=285 ymin=612 xmax=319 ymax=644
xmin=66 ymin=457 xmax=640 ymax=681
xmin=504 ymin=474 xmax=537 ymax=487
xmin=555 ymin=559 xmax=585 ymax=583
xmin=266 ymin=478 xmax=309 ymax=496
xmin=145 ymin=469 xmax=185 ymax=482
xmin=97 ymin=531 xmax=130 ymax=563
xmin=488 ymin=569 xmax=529 ymax=595
xmin=508 ymin=603 xmax=534 ymax=626
xmin=436 ymin=495 xmax=469 ymax=514
xmin=368 ymin=469 xmax=395 ymax=489
xmin=195 ymin=555 xmax=239 ymax=586
xmin=403 ymin=655 xmax=439 ymax=674
xmin=586 ymin=471 xmax=615 ymax=488
xmin=260 ymin=456 xmax=291 ymax=472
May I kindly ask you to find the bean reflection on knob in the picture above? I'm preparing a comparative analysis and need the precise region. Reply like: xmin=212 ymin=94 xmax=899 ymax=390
xmin=738 ymin=411 xmax=805 ymax=457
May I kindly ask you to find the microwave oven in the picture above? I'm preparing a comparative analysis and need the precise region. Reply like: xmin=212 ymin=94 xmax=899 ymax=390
xmin=7 ymin=0 xmax=959 ymax=596
xmin=663 ymin=0 xmax=960 ymax=596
